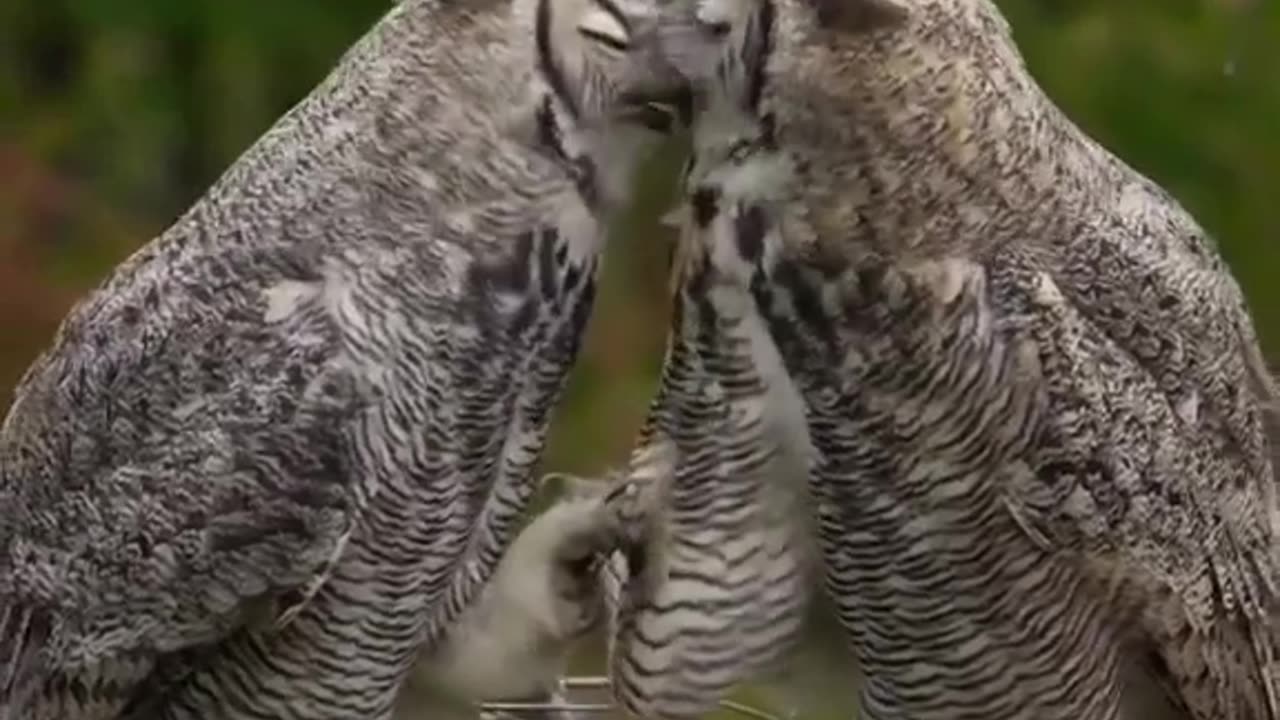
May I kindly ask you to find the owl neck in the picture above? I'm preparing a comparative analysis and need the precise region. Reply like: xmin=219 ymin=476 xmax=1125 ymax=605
xmin=514 ymin=0 xmax=669 ymax=216
xmin=526 ymin=87 xmax=666 ymax=214
xmin=773 ymin=22 xmax=1113 ymax=260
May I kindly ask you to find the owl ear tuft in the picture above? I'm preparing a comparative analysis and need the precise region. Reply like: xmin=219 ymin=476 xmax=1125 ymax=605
xmin=806 ymin=0 xmax=908 ymax=34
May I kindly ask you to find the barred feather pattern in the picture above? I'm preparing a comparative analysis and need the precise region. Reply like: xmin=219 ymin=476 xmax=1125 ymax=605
xmin=0 ymin=0 xmax=673 ymax=717
xmin=401 ymin=476 xmax=628 ymax=719
xmin=755 ymin=252 xmax=1131 ymax=719
xmin=639 ymin=0 xmax=1280 ymax=716
xmin=663 ymin=119 xmax=1125 ymax=716
xmin=598 ymin=221 xmax=817 ymax=720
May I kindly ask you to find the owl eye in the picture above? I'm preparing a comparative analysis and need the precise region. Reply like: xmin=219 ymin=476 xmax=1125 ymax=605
xmin=577 ymin=0 xmax=631 ymax=51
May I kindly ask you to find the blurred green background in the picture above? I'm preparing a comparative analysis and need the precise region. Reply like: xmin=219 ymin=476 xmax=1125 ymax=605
xmin=0 ymin=1 xmax=1276 ymax=715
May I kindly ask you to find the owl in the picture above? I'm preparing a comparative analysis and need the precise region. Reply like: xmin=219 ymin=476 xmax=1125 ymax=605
xmin=621 ymin=0 xmax=1280 ymax=717
xmin=0 ymin=0 xmax=684 ymax=717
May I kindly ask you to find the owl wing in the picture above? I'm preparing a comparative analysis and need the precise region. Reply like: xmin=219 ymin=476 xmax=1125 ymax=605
xmin=0 ymin=275 xmax=367 ymax=714
xmin=777 ymin=242 xmax=1279 ymax=718
xmin=987 ymin=229 xmax=1280 ymax=719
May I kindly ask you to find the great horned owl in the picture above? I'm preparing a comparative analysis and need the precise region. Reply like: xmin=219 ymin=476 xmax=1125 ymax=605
xmin=0 ymin=0 xmax=683 ymax=717
xmin=627 ymin=0 xmax=1280 ymax=717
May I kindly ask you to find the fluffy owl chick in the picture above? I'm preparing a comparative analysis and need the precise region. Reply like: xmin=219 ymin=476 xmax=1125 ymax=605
xmin=635 ymin=0 xmax=1280 ymax=718
xmin=408 ymin=476 xmax=626 ymax=707
xmin=0 ymin=0 xmax=685 ymax=716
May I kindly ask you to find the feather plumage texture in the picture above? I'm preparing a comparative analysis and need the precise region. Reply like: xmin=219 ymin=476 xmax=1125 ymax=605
xmin=632 ymin=0 xmax=1280 ymax=717
xmin=397 ymin=475 xmax=630 ymax=720
xmin=594 ymin=215 xmax=818 ymax=720
xmin=0 ymin=0 xmax=679 ymax=717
